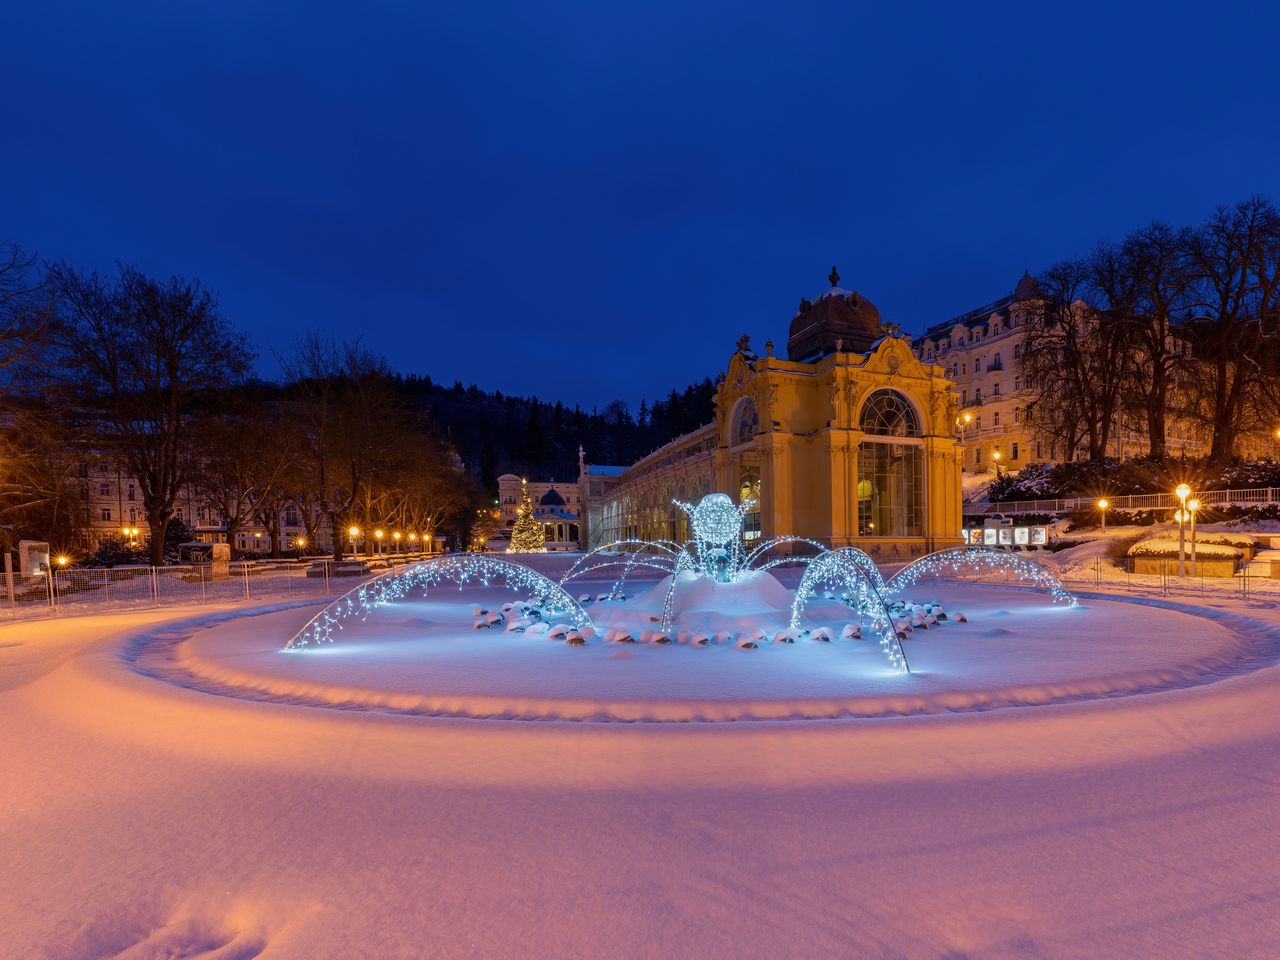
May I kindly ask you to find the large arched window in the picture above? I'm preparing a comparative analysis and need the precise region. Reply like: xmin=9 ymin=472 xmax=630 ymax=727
xmin=857 ymin=390 xmax=923 ymax=537
xmin=859 ymin=390 xmax=920 ymax=437
xmin=734 ymin=398 xmax=759 ymax=445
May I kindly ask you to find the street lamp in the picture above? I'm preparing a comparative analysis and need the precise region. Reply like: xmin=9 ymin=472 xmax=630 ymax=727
xmin=56 ymin=555 xmax=69 ymax=567
xmin=992 ymin=449 xmax=1002 ymax=477
xmin=347 ymin=526 xmax=360 ymax=557
xmin=374 ymin=529 xmax=384 ymax=554
xmin=393 ymin=531 xmax=401 ymax=553
xmin=1097 ymin=498 xmax=1109 ymax=532
xmin=1187 ymin=498 xmax=1200 ymax=576
xmin=1175 ymin=484 xmax=1191 ymax=576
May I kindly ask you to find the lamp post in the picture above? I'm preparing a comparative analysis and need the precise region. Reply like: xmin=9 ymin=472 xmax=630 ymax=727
xmin=393 ymin=531 xmax=401 ymax=554
xmin=992 ymin=449 xmax=1002 ymax=477
xmin=374 ymin=529 xmax=384 ymax=556
xmin=1097 ymin=498 xmax=1109 ymax=532
xmin=1175 ymin=483 xmax=1191 ymax=577
xmin=347 ymin=526 xmax=360 ymax=557
xmin=1187 ymin=498 xmax=1200 ymax=577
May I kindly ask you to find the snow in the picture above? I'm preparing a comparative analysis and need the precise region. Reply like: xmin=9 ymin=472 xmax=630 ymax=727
xmin=6 ymin=576 xmax=1280 ymax=957
xmin=1128 ymin=538 xmax=1242 ymax=559
xmin=160 ymin=581 xmax=1257 ymax=722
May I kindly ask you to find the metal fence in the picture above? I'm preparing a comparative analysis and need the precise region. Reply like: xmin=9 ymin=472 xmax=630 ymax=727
xmin=968 ymin=485 xmax=1280 ymax=517
xmin=1 ymin=558 xmax=430 ymax=621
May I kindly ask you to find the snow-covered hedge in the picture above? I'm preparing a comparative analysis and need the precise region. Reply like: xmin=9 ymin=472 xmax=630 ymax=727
xmin=1192 ymin=531 xmax=1258 ymax=548
xmin=1127 ymin=538 xmax=1242 ymax=559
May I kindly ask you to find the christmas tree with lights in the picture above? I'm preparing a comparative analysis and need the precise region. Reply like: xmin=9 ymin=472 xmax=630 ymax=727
xmin=507 ymin=478 xmax=546 ymax=553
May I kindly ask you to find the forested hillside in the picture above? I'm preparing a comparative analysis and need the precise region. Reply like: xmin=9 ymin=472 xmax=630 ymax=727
xmin=397 ymin=374 xmax=717 ymax=491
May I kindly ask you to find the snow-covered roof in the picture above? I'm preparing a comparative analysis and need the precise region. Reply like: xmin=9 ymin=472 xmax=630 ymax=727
xmin=533 ymin=510 xmax=579 ymax=521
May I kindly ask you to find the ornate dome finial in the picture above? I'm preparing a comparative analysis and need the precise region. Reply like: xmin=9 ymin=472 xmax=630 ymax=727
xmin=828 ymin=265 xmax=840 ymax=288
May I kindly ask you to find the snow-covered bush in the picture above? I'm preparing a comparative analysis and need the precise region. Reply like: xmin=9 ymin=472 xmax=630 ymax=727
xmin=1127 ymin=538 xmax=1242 ymax=559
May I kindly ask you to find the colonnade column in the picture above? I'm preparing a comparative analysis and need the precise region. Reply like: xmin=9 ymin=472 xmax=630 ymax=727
xmin=759 ymin=435 xmax=792 ymax=540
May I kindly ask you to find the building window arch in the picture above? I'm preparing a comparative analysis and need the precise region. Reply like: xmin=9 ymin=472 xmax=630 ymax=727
xmin=857 ymin=389 xmax=923 ymax=538
xmin=858 ymin=389 xmax=921 ymax=438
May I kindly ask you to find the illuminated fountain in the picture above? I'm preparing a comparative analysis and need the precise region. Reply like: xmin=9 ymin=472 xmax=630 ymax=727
xmin=286 ymin=493 xmax=1076 ymax=676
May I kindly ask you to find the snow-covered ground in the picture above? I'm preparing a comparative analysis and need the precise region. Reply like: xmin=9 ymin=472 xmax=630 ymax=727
xmin=5 ymin=576 xmax=1280 ymax=957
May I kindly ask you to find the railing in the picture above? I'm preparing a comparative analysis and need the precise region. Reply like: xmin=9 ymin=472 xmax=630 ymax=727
xmin=0 ymin=556 xmax=435 ymax=622
xmin=967 ymin=486 xmax=1280 ymax=516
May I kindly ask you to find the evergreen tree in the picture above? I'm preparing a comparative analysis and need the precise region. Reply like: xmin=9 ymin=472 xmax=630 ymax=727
xmin=507 ymin=478 xmax=545 ymax=553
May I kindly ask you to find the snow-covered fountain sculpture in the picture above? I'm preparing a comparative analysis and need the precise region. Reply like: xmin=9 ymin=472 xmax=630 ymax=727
xmin=284 ymin=493 xmax=1076 ymax=676
xmin=285 ymin=554 xmax=592 ymax=650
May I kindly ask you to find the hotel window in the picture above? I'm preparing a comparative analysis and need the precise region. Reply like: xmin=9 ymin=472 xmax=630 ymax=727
xmin=100 ymin=508 xmax=112 ymax=521
xmin=993 ymin=383 xmax=1001 ymax=396
xmin=99 ymin=482 xmax=110 ymax=496
xmin=993 ymin=412 xmax=1000 ymax=427
xmin=1012 ymin=442 xmax=1019 ymax=460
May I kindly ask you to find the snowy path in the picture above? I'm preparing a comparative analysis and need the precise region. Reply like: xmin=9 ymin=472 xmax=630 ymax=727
xmin=4 ymin=591 xmax=1280 ymax=958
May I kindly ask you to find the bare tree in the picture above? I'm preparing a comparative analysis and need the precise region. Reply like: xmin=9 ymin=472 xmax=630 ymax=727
xmin=0 ymin=242 xmax=51 ymax=371
xmin=1114 ymin=222 xmax=1193 ymax=459
xmin=44 ymin=264 xmax=253 ymax=565
xmin=1183 ymin=197 xmax=1280 ymax=462
xmin=279 ymin=335 xmax=402 ymax=561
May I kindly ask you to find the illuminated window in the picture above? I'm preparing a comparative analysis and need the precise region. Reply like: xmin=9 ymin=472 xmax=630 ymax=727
xmin=858 ymin=390 xmax=920 ymax=437
xmin=857 ymin=390 xmax=923 ymax=537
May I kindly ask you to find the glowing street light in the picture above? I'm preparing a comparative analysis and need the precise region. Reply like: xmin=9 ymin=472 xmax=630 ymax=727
xmin=992 ymin=449 xmax=1002 ymax=477
xmin=1097 ymin=498 xmax=1109 ymax=532
xmin=56 ymin=555 xmax=69 ymax=567
xmin=1175 ymin=484 xmax=1192 ymax=577
xmin=1187 ymin=497 xmax=1200 ymax=577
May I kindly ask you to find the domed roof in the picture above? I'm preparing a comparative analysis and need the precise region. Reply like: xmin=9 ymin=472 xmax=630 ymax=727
xmin=539 ymin=488 xmax=566 ymax=507
xmin=1012 ymin=269 xmax=1042 ymax=302
xmin=787 ymin=266 xmax=883 ymax=361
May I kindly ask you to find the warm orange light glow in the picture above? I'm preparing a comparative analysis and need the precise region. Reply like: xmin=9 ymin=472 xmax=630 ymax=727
xmin=374 ymin=529 xmax=384 ymax=539
xmin=1187 ymin=498 xmax=1200 ymax=513
xmin=56 ymin=555 xmax=69 ymax=566
xmin=348 ymin=526 xmax=360 ymax=537
xmin=1175 ymin=483 xmax=1191 ymax=501
xmin=1097 ymin=499 xmax=1108 ymax=510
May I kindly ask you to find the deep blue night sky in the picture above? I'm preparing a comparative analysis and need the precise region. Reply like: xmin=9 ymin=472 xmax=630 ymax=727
xmin=5 ymin=1 xmax=1278 ymax=407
